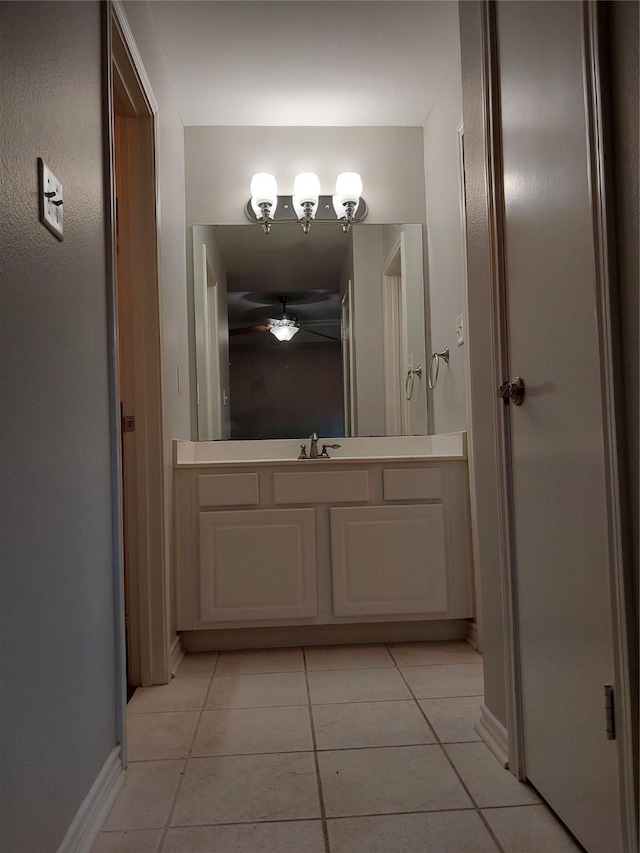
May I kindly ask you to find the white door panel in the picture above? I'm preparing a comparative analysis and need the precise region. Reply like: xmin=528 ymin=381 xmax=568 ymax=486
xmin=496 ymin=2 xmax=623 ymax=850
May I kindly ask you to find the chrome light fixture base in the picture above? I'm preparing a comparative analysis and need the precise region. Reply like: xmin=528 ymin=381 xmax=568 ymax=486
xmin=245 ymin=195 xmax=367 ymax=229
xmin=258 ymin=201 xmax=274 ymax=234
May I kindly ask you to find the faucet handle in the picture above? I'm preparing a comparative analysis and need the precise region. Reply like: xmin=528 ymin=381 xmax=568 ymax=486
xmin=298 ymin=444 xmax=308 ymax=459
xmin=320 ymin=443 xmax=341 ymax=458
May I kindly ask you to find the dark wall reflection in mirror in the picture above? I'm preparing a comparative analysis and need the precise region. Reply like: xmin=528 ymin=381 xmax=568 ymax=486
xmin=191 ymin=223 xmax=428 ymax=441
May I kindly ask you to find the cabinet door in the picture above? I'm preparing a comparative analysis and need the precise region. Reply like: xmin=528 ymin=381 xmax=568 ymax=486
xmin=199 ymin=508 xmax=317 ymax=622
xmin=330 ymin=505 xmax=447 ymax=616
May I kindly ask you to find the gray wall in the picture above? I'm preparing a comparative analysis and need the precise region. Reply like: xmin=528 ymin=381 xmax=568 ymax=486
xmin=423 ymin=32 xmax=469 ymax=434
xmin=0 ymin=3 xmax=118 ymax=850
xmin=184 ymin=125 xmax=426 ymax=226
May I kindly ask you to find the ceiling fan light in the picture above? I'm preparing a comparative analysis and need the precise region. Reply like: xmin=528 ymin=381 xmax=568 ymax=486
xmin=250 ymin=173 xmax=278 ymax=218
xmin=335 ymin=172 xmax=363 ymax=207
xmin=270 ymin=321 xmax=299 ymax=342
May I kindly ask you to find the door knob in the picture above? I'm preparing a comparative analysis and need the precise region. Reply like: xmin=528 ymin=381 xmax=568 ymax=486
xmin=497 ymin=377 xmax=525 ymax=405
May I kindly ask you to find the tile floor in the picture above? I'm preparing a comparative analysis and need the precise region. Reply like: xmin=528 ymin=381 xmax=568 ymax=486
xmin=92 ymin=641 xmax=583 ymax=852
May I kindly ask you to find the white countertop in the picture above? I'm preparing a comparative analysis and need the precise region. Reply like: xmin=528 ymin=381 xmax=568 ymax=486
xmin=174 ymin=433 xmax=467 ymax=467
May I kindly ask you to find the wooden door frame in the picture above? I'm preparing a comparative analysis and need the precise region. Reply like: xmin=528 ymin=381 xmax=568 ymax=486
xmin=105 ymin=0 xmax=169 ymax=704
xmin=480 ymin=2 xmax=636 ymax=846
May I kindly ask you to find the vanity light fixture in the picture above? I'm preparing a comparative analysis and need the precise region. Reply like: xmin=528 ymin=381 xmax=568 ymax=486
xmin=333 ymin=172 xmax=363 ymax=233
xmin=292 ymin=172 xmax=321 ymax=234
xmin=250 ymin=172 xmax=278 ymax=234
xmin=246 ymin=172 xmax=367 ymax=235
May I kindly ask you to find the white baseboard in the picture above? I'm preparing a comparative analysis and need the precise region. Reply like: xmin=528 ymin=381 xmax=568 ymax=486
xmin=170 ymin=634 xmax=185 ymax=677
xmin=475 ymin=704 xmax=509 ymax=768
xmin=465 ymin=619 xmax=479 ymax=650
xmin=56 ymin=746 xmax=124 ymax=853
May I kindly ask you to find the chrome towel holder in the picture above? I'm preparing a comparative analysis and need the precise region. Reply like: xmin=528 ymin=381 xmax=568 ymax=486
xmin=405 ymin=365 xmax=423 ymax=401
xmin=428 ymin=347 xmax=450 ymax=389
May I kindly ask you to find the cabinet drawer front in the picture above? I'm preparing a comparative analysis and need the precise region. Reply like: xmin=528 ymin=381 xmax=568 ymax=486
xmin=330 ymin=504 xmax=448 ymax=616
xmin=199 ymin=508 xmax=317 ymax=622
xmin=273 ymin=470 xmax=369 ymax=505
xmin=383 ymin=468 xmax=443 ymax=501
xmin=198 ymin=473 xmax=259 ymax=507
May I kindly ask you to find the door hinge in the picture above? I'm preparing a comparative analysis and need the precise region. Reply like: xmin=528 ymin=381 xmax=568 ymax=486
xmin=604 ymin=683 xmax=616 ymax=740
xmin=122 ymin=414 xmax=136 ymax=433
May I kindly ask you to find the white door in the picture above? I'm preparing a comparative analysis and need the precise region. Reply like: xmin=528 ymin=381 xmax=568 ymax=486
xmin=496 ymin=3 xmax=623 ymax=850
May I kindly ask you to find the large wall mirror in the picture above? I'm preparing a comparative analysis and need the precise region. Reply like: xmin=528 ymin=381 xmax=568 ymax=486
xmin=192 ymin=222 xmax=428 ymax=440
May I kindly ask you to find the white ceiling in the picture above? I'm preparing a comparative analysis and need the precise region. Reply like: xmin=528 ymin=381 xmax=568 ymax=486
xmin=148 ymin=1 xmax=460 ymax=126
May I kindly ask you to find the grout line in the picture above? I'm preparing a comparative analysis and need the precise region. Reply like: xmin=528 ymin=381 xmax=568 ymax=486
xmin=156 ymin=655 xmax=222 ymax=851
xmin=386 ymin=643 xmax=507 ymax=853
xmin=302 ymin=647 xmax=332 ymax=853
xmin=124 ymin=737 xmax=485 ymax=764
xmin=162 ymin=806 xmax=483 ymax=831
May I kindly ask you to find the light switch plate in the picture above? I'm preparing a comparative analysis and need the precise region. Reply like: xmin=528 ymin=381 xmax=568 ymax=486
xmin=38 ymin=158 xmax=63 ymax=241
xmin=456 ymin=313 xmax=464 ymax=346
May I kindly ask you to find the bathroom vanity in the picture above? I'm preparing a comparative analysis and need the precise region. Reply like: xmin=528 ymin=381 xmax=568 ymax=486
xmin=174 ymin=433 xmax=474 ymax=644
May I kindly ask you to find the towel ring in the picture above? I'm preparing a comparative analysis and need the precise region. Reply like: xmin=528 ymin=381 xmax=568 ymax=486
xmin=405 ymin=366 xmax=423 ymax=401
xmin=428 ymin=348 xmax=450 ymax=389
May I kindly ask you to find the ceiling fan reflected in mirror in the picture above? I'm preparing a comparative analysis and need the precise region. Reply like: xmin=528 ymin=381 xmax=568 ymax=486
xmin=229 ymin=295 xmax=340 ymax=343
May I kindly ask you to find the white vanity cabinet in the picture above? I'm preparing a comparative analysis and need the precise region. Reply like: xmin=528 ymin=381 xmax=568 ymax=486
xmin=174 ymin=452 xmax=474 ymax=634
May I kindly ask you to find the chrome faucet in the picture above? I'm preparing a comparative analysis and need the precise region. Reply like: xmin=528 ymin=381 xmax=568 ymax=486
xmin=301 ymin=432 xmax=340 ymax=459
xmin=309 ymin=432 xmax=320 ymax=458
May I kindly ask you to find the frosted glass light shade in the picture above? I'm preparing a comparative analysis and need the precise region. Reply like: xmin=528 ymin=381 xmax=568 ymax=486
xmin=335 ymin=172 xmax=363 ymax=206
xmin=270 ymin=321 xmax=299 ymax=342
xmin=250 ymin=173 xmax=278 ymax=218
xmin=293 ymin=172 xmax=321 ymax=206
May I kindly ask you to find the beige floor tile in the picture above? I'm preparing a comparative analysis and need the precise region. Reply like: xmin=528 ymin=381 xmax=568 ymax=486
xmin=305 ymin=644 xmax=394 ymax=670
xmin=127 ymin=712 xmax=199 ymax=761
xmin=418 ymin=696 xmax=482 ymax=743
xmin=482 ymin=805 xmax=583 ymax=852
xmin=389 ymin=640 xmax=482 ymax=667
xmin=312 ymin=700 xmax=435 ymax=750
xmin=445 ymin=742 xmax=541 ymax=807
xmin=170 ymin=753 xmax=320 ymax=825
xmin=327 ymin=811 xmax=499 ymax=853
xmin=318 ymin=745 xmax=472 ymax=817
xmin=92 ymin=829 xmax=162 ymax=853
xmin=103 ymin=761 xmax=184 ymax=830
xmin=192 ymin=705 xmax=313 ymax=756
xmin=401 ymin=663 xmax=484 ymax=699
xmin=206 ymin=671 xmax=308 ymax=709
xmin=162 ymin=821 xmax=325 ymax=853
xmin=175 ymin=652 xmax=218 ymax=678
xmin=308 ymin=667 xmax=411 ymax=704
xmin=128 ymin=678 xmax=209 ymax=714
xmin=216 ymin=647 xmax=304 ymax=675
